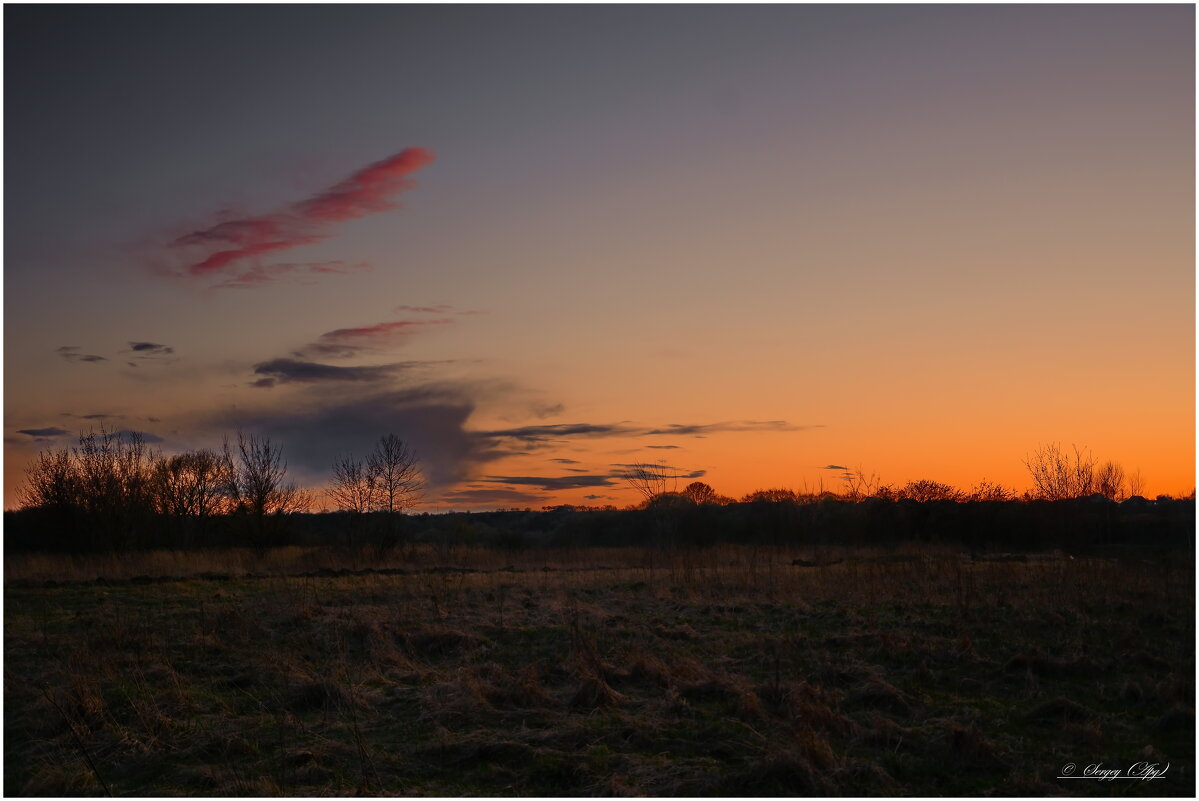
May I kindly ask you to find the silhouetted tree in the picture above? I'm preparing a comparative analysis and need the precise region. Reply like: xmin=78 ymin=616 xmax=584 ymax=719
xmin=224 ymin=433 xmax=309 ymax=549
xmin=154 ymin=449 xmax=230 ymax=518
xmin=368 ymin=434 xmax=422 ymax=513
xmin=842 ymin=468 xmax=882 ymax=501
xmin=364 ymin=434 xmax=423 ymax=555
xmin=1128 ymin=469 xmax=1146 ymax=499
xmin=18 ymin=447 xmax=77 ymax=512
xmin=966 ymin=480 xmax=1014 ymax=502
xmin=682 ymin=481 xmax=718 ymax=505
xmin=1095 ymin=461 xmax=1127 ymax=501
xmin=153 ymin=449 xmax=231 ymax=546
xmin=897 ymin=479 xmax=964 ymax=502
xmin=621 ymin=463 xmax=673 ymax=504
xmin=328 ymin=452 xmax=381 ymax=549
xmin=329 ymin=453 xmax=380 ymax=514
xmin=1025 ymin=443 xmax=1130 ymax=501
xmin=741 ymin=488 xmax=799 ymax=503
xmin=73 ymin=428 xmax=157 ymax=550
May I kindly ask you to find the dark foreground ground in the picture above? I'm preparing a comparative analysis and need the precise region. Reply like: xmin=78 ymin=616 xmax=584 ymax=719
xmin=5 ymin=544 xmax=1194 ymax=796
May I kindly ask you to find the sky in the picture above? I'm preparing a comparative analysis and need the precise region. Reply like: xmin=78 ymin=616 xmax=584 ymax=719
xmin=4 ymin=4 xmax=1195 ymax=510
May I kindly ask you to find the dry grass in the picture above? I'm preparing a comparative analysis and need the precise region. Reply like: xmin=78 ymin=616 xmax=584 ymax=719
xmin=4 ymin=544 xmax=1193 ymax=796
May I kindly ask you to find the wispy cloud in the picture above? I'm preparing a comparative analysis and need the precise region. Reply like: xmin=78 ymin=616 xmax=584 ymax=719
xmin=822 ymin=464 xmax=848 ymax=471
xmin=125 ymin=342 xmax=176 ymax=364
xmin=481 ymin=474 xmax=620 ymax=491
xmin=298 ymin=318 xmax=453 ymax=359
xmin=169 ymin=147 xmax=434 ymax=285
xmin=16 ymin=426 xmax=70 ymax=438
xmin=394 ymin=304 xmax=485 ymax=316
xmin=211 ymin=261 xmax=371 ymax=290
xmin=610 ymin=463 xmax=707 ymax=481
xmin=250 ymin=358 xmax=422 ymax=386
xmin=127 ymin=342 xmax=172 ymax=354
xmin=57 ymin=346 xmax=106 ymax=363
xmin=477 ymin=419 xmax=812 ymax=443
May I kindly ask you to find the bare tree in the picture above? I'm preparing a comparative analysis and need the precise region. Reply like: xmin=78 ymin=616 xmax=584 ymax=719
xmin=1128 ymin=469 xmax=1146 ymax=498
xmin=154 ymin=449 xmax=230 ymax=519
xmin=1095 ymin=460 xmax=1127 ymax=501
xmin=367 ymin=434 xmax=423 ymax=513
xmin=1024 ymin=443 xmax=1099 ymax=500
xmin=841 ymin=467 xmax=881 ymax=501
xmin=967 ymin=480 xmax=1014 ymax=502
xmin=741 ymin=488 xmax=799 ymax=503
xmin=621 ymin=463 xmax=674 ymax=504
xmin=18 ymin=447 xmax=77 ymax=511
xmin=897 ymin=479 xmax=964 ymax=502
xmin=72 ymin=427 xmax=156 ymax=549
xmin=328 ymin=452 xmax=381 ymax=551
xmin=681 ymin=481 xmax=717 ymax=505
xmin=224 ymin=433 xmax=309 ymax=548
xmin=328 ymin=453 xmax=380 ymax=514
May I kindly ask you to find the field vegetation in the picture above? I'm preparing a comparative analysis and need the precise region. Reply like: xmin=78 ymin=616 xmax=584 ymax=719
xmin=5 ymin=542 xmax=1194 ymax=796
xmin=6 ymin=429 xmax=1194 ymax=795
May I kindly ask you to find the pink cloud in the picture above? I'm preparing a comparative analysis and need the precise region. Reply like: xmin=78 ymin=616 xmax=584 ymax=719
xmin=298 ymin=317 xmax=453 ymax=358
xmin=320 ymin=319 xmax=452 ymax=341
xmin=170 ymin=147 xmax=434 ymax=282
xmin=394 ymin=304 xmax=486 ymax=315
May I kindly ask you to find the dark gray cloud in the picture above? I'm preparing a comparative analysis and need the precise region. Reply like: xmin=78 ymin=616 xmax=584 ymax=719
xmin=296 ymin=318 xmax=453 ymax=359
xmin=611 ymin=463 xmax=707 ymax=481
xmin=476 ymin=422 xmax=634 ymax=442
xmin=212 ymin=384 xmax=503 ymax=490
xmin=57 ymin=346 xmax=106 ymax=363
xmin=531 ymin=402 xmax=565 ymax=419
xmin=550 ymin=458 xmax=581 ymax=464
xmin=17 ymin=426 xmax=70 ymax=438
xmin=646 ymin=445 xmax=679 ymax=450
xmin=823 ymin=464 xmax=848 ymax=470
xmin=481 ymin=474 xmax=619 ymax=491
xmin=437 ymin=488 xmax=545 ymax=507
xmin=642 ymin=421 xmax=802 ymax=436
xmin=251 ymin=358 xmax=412 ymax=385
xmin=127 ymin=341 xmax=174 ymax=355
xmin=479 ymin=419 xmax=812 ymax=443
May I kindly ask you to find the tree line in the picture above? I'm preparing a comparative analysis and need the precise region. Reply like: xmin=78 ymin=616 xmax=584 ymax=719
xmin=16 ymin=427 xmax=422 ymax=552
xmin=617 ymin=442 xmax=1160 ymax=510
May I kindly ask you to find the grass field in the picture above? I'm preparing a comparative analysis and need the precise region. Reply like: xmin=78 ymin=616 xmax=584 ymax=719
xmin=5 ymin=544 xmax=1194 ymax=796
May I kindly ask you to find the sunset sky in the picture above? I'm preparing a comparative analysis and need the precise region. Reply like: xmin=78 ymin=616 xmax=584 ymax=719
xmin=5 ymin=4 xmax=1195 ymax=510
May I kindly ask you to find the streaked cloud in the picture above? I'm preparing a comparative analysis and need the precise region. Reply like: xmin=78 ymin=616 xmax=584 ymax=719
xmin=394 ymin=304 xmax=485 ymax=316
xmin=481 ymin=474 xmax=620 ymax=491
xmin=211 ymin=261 xmax=371 ymax=290
xmin=169 ymin=147 xmax=434 ymax=284
xmin=16 ymin=426 xmax=70 ymax=438
xmin=250 ymin=358 xmax=418 ymax=386
xmin=477 ymin=419 xmax=812 ymax=443
xmin=57 ymin=346 xmax=106 ymax=363
xmin=298 ymin=318 xmax=453 ymax=359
